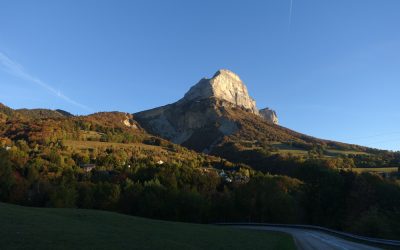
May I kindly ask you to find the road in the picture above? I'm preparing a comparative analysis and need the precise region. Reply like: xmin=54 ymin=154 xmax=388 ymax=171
xmin=237 ymin=226 xmax=382 ymax=250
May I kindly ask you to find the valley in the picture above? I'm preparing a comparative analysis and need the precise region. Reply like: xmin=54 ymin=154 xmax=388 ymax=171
xmin=2 ymin=1 xmax=399 ymax=249
xmin=0 ymin=70 xmax=400 ymax=242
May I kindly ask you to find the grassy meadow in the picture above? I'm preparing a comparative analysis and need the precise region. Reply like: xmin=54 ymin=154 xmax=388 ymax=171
xmin=0 ymin=202 xmax=295 ymax=250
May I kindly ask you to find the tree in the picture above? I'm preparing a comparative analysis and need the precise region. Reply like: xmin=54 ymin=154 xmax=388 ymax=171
xmin=0 ymin=149 xmax=16 ymax=201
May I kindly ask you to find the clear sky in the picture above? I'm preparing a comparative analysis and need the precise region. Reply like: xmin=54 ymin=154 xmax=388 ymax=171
xmin=1 ymin=0 xmax=399 ymax=151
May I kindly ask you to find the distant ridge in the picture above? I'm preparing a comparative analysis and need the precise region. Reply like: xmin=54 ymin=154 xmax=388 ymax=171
xmin=0 ymin=103 xmax=74 ymax=120
xmin=15 ymin=108 xmax=73 ymax=119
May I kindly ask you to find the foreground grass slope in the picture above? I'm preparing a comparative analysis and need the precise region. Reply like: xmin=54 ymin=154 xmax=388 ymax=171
xmin=0 ymin=203 xmax=295 ymax=250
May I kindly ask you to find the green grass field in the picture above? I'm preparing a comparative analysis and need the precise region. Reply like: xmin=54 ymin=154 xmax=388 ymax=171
xmin=63 ymin=139 xmax=160 ymax=151
xmin=324 ymin=149 xmax=369 ymax=156
xmin=352 ymin=167 xmax=398 ymax=173
xmin=269 ymin=142 xmax=369 ymax=157
xmin=0 ymin=202 xmax=295 ymax=250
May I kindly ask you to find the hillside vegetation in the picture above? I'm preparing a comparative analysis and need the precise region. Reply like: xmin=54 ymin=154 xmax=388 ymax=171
xmin=0 ymin=108 xmax=228 ymax=170
xmin=210 ymin=105 xmax=400 ymax=173
xmin=1 ymin=103 xmax=400 ymax=240
xmin=15 ymin=108 xmax=72 ymax=119
xmin=0 ymin=202 xmax=295 ymax=250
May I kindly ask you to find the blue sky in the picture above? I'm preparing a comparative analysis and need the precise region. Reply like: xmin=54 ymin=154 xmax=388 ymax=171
xmin=1 ymin=0 xmax=399 ymax=151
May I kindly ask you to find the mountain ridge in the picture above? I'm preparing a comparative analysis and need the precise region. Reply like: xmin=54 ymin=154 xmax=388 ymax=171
xmin=1 ymin=70 xmax=399 ymax=172
xmin=132 ymin=69 xmax=400 ymax=172
xmin=134 ymin=69 xmax=280 ymax=152
xmin=180 ymin=69 xmax=259 ymax=115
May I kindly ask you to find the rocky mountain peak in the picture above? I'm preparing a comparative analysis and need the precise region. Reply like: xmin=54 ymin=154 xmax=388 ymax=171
xmin=212 ymin=69 xmax=242 ymax=81
xmin=259 ymin=108 xmax=279 ymax=125
xmin=182 ymin=69 xmax=258 ymax=114
xmin=135 ymin=69 xmax=279 ymax=151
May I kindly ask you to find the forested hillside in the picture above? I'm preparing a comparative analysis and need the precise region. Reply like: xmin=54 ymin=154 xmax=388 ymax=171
xmin=1 ymin=103 xmax=400 ymax=240
xmin=209 ymin=105 xmax=400 ymax=174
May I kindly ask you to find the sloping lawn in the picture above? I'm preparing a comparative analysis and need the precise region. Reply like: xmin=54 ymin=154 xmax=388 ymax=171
xmin=0 ymin=202 xmax=295 ymax=250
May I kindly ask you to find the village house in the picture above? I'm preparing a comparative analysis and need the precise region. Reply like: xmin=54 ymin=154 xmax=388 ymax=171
xmin=80 ymin=164 xmax=96 ymax=172
xmin=219 ymin=170 xmax=233 ymax=183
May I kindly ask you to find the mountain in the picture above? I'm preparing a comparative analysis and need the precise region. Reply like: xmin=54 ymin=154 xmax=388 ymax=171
xmin=1 ymin=70 xmax=398 ymax=173
xmin=135 ymin=69 xmax=279 ymax=151
xmin=0 ymin=107 xmax=232 ymax=171
xmin=134 ymin=69 xmax=398 ymax=172
xmin=1 ymin=73 xmax=400 ymax=240
xmin=182 ymin=69 xmax=259 ymax=115
xmin=259 ymin=108 xmax=278 ymax=124
xmin=133 ymin=69 xmax=345 ymax=153
xmin=0 ymin=103 xmax=73 ymax=120
xmin=15 ymin=108 xmax=73 ymax=119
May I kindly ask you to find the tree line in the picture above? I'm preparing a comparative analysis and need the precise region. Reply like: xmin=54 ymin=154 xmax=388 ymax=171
xmin=0 ymin=141 xmax=400 ymax=240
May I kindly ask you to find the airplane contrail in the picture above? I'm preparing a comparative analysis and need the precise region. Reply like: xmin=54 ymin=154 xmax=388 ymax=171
xmin=0 ymin=52 xmax=92 ymax=112
xmin=289 ymin=0 xmax=294 ymax=28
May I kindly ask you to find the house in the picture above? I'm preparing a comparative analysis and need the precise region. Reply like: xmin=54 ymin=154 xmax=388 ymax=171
xmin=234 ymin=175 xmax=250 ymax=184
xmin=219 ymin=170 xmax=233 ymax=183
xmin=157 ymin=160 xmax=164 ymax=165
xmin=219 ymin=170 xmax=227 ymax=178
xmin=225 ymin=177 xmax=233 ymax=183
xmin=80 ymin=164 xmax=96 ymax=172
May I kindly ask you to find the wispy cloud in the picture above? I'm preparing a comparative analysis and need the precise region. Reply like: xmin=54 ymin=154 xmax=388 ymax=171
xmin=289 ymin=0 xmax=294 ymax=29
xmin=0 ymin=52 xmax=92 ymax=112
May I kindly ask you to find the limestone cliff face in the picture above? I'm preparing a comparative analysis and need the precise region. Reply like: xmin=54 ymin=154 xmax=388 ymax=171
xmin=259 ymin=108 xmax=279 ymax=125
xmin=134 ymin=98 xmax=238 ymax=151
xmin=134 ymin=69 xmax=277 ymax=152
xmin=181 ymin=69 xmax=258 ymax=114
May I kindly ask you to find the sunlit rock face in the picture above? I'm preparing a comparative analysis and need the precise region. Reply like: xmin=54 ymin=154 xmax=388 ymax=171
xmin=259 ymin=108 xmax=279 ymax=125
xmin=122 ymin=114 xmax=138 ymax=129
xmin=181 ymin=69 xmax=259 ymax=115
xmin=134 ymin=69 xmax=278 ymax=152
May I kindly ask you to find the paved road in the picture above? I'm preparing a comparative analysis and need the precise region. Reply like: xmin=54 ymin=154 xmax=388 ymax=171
xmin=237 ymin=226 xmax=382 ymax=250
